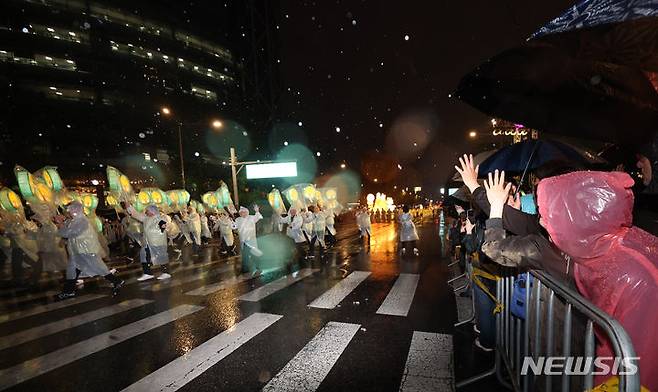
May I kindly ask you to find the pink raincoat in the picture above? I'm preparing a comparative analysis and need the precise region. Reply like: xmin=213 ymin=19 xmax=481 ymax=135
xmin=537 ymin=171 xmax=658 ymax=391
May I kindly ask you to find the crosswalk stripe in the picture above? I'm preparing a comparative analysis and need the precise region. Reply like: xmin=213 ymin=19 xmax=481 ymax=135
xmin=308 ymin=271 xmax=371 ymax=309
xmin=185 ymin=272 xmax=254 ymax=296
xmin=0 ymin=290 xmax=59 ymax=307
xmin=0 ymin=294 xmax=107 ymax=325
xmin=238 ymin=268 xmax=318 ymax=302
xmin=399 ymin=332 xmax=454 ymax=392
xmin=121 ymin=312 xmax=282 ymax=392
xmin=376 ymin=273 xmax=420 ymax=317
xmin=142 ymin=264 xmax=235 ymax=292
xmin=0 ymin=304 xmax=204 ymax=391
xmin=263 ymin=321 xmax=361 ymax=391
xmin=0 ymin=298 xmax=153 ymax=350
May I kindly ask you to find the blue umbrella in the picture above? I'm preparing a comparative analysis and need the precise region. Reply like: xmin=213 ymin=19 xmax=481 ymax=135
xmin=477 ymin=139 xmax=594 ymax=176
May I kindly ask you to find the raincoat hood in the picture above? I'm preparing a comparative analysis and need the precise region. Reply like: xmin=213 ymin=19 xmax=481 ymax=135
xmin=539 ymin=171 xmax=658 ymax=391
xmin=536 ymin=171 xmax=634 ymax=259
xmin=67 ymin=201 xmax=85 ymax=217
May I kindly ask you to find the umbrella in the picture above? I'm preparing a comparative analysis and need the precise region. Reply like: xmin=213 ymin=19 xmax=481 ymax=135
xmin=456 ymin=0 xmax=658 ymax=146
xmin=477 ymin=139 xmax=601 ymax=175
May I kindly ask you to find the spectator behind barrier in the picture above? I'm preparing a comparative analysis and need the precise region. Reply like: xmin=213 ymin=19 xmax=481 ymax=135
xmin=482 ymin=169 xmax=658 ymax=391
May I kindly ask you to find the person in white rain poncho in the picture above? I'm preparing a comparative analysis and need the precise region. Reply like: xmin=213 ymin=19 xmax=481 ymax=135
xmin=55 ymin=201 xmax=124 ymax=299
xmin=399 ymin=205 xmax=420 ymax=256
xmin=282 ymin=207 xmax=308 ymax=264
xmin=325 ymin=208 xmax=338 ymax=247
xmin=121 ymin=212 xmax=143 ymax=262
xmin=214 ymin=210 xmax=235 ymax=254
xmin=163 ymin=214 xmax=182 ymax=260
xmin=301 ymin=207 xmax=316 ymax=257
xmin=312 ymin=205 xmax=327 ymax=254
xmin=356 ymin=207 xmax=372 ymax=243
xmin=127 ymin=204 xmax=170 ymax=281
xmin=185 ymin=206 xmax=202 ymax=251
xmin=232 ymin=205 xmax=262 ymax=275
xmin=174 ymin=213 xmax=192 ymax=244
xmin=5 ymin=218 xmax=38 ymax=285
xmin=200 ymin=213 xmax=212 ymax=243
xmin=35 ymin=217 xmax=67 ymax=277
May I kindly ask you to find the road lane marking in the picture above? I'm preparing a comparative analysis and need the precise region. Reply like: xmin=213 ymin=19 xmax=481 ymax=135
xmin=238 ymin=268 xmax=318 ymax=302
xmin=185 ymin=272 xmax=254 ymax=296
xmin=376 ymin=273 xmax=420 ymax=317
xmin=308 ymin=271 xmax=371 ymax=309
xmin=122 ymin=312 xmax=282 ymax=392
xmin=141 ymin=264 xmax=234 ymax=292
xmin=0 ymin=299 xmax=153 ymax=350
xmin=399 ymin=332 xmax=454 ymax=392
xmin=0 ymin=294 xmax=107 ymax=325
xmin=263 ymin=321 xmax=360 ymax=392
xmin=0 ymin=291 xmax=59 ymax=307
xmin=0 ymin=304 xmax=204 ymax=391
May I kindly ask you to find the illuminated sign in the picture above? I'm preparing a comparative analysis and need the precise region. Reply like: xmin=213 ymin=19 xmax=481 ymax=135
xmin=492 ymin=129 xmax=529 ymax=137
xmin=245 ymin=162 xmax=297 ymax=179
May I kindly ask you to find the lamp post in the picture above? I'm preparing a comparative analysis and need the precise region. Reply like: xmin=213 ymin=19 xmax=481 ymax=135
xmin=160 ymin=106 xmax=222 ymax=190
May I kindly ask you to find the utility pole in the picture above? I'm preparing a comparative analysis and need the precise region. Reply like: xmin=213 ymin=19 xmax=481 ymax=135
xmin=228 ymin=147 xmax=279 ymax=208
xmin=230 ymin=147 xmax=240 ymax=206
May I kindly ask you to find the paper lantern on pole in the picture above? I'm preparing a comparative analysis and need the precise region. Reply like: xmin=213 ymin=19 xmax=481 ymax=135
xmin=106 ymin=166 xmax=135 ymax=208
xmin=366 ymin=193 xmax=375 ymax=207
xmin=268 ymin=188 xmax=286 ymax=215
xmin=217 ymin=181 xmax=236 ymax=213
xmin=282 ymin=184 xmax=308 ymax=210
xmin=202 ymin=192 xmax=220 ymax=212
xmin=0 ymin=188 xmax=24 ymax=214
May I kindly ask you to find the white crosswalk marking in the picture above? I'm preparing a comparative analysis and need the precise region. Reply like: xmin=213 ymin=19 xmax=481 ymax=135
xmin=308 ymin=271 xmax=371 ymax=309
xmin=239 ymin=268 xmax=318 ymax=302
xmin=399 ymin=332 xmax=454 ymax=392
xmin=122 ymin=312 xmax=282 ymax=392
xmin=0 ymin=294 xmax=107 ymax=325
xmin=376 ymin=273 xmax=420 ymax=317
xmin=185 ymin=272 xmax=254 ymax=296
xmin=0 ymin=304 xmax=204 ymax=391
xmin=263 ymin=321 xmax=361 ymax=392
xmin=142 ymin=264 xmax=234 ymax=292
xmin=0 ymin=291 xmax=59 ymax=307
xmin=0 ymin=298 xmax=153 ymax=350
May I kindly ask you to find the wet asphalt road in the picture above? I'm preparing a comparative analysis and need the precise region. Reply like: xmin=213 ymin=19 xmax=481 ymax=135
xmin=0 ymin=217 xmax=498 ymax=392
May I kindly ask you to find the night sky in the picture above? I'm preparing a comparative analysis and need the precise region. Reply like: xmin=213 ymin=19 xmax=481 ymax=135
xmin=274 ymin=0 xmax=574 ymax=195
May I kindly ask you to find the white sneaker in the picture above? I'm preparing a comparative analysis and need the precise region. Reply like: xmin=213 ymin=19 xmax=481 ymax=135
xmin=401 ymin=248 xmax=407 ymax=255
xmin=157 ymin=273 xmax=171 ymax=280
xmin=413 ymin=248 xmax=420 ymax=256
xmin=137 ymin=274 xmax=155 ymax=281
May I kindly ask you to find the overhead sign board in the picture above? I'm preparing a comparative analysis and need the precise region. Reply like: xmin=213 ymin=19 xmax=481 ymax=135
xmin=245 ymin=162 xmax=297 ymax=179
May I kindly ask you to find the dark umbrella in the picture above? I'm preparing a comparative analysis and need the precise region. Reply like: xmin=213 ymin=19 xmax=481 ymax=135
xmin=456 ymin=0 xmax=658 ymax=146
xmin=477 ymin=139 xmax=600 ymax=175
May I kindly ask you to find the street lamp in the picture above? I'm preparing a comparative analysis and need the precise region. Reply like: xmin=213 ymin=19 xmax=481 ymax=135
xmin=160 ymin=106 xmax=223 ymax=190
xmin=469 ymin=130 xmax=477 ymax=138
xmin=340 ymin=163 xmax=346 ymax=169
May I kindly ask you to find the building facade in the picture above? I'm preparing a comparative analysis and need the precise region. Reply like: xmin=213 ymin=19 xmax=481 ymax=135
xmin=0 ymin=0 xmax=277 ymax=192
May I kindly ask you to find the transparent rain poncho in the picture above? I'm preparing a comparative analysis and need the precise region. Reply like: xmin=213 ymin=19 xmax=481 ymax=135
xmin=537 ymin=171 xmax=658 ymax=391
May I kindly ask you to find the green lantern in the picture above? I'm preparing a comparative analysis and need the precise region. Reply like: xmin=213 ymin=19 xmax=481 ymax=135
xmin=0 ymin=188 xmax=24 ymax=214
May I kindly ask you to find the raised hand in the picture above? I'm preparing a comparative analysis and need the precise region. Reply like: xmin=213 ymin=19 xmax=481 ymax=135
xmin=455 ymin=154 xmax=480 ymax=193
xmin=484 ymin=170 xmax=512 ymax=219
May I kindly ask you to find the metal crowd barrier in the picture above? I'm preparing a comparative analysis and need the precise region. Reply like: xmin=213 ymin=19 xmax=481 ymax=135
xmin=457 ymin=269 xmax=640 ymax=392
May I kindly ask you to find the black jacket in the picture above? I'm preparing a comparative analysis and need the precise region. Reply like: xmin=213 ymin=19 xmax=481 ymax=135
xmin=471 ymin=186 xmax=542 ymax=236
xmin=483 ymin=218 xmax=575 ymax=288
